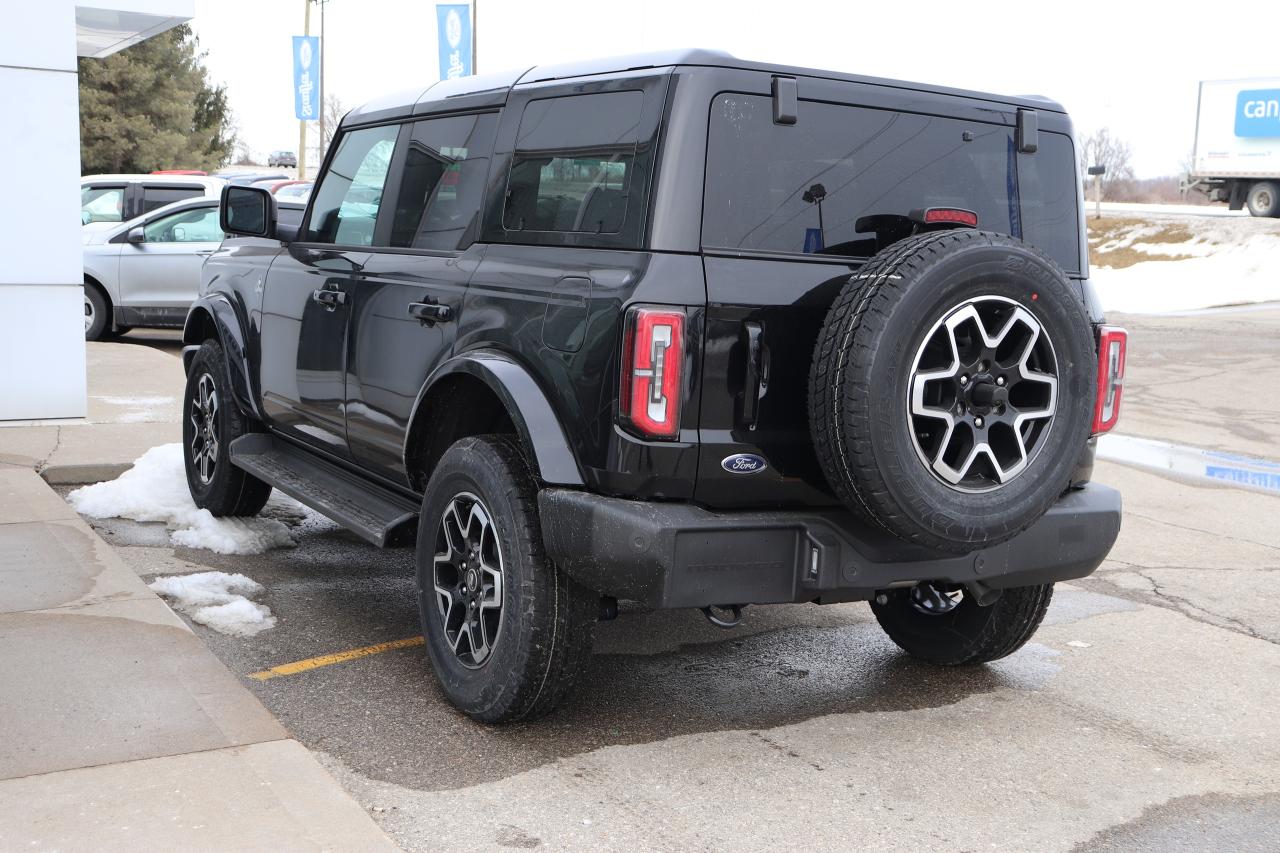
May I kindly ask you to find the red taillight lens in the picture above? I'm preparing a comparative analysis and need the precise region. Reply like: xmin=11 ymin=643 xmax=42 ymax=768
xmin=1092 ymin=326 xmax=1127 ymax=434
xmin=619 ymin=306 xmax=685 ymax=440
xmin=922 ymin=207 xmax=979 ymax=227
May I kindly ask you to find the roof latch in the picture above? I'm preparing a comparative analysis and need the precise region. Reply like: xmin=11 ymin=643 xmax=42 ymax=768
xmin=1016 ymin=108 xmax=1038 ymax=153
xmin=772 ymin=76 xmax=798 ymax=125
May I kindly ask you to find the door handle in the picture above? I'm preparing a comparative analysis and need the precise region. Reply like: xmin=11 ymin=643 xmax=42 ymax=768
xmin=407 ymin=300 xmax=452 ymax=326
xmin=741 ymin=321 xmax=768 ymax=429
xmin=194 ymin=249 xmax=215 ymax=257
xmin=311 ymin=288 xmax=346 ymax=310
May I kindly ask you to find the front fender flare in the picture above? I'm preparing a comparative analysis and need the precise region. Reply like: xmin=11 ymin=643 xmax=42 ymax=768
xmin=408 ymin=351 xmax=585 ymax=486
xmin=182 ymin=294 xmax=262 ymax=421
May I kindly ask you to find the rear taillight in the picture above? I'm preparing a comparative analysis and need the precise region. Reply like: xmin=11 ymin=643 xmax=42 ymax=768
xmin=1092 ymin=326 xmax=1127 ymax=434
xmin=619 ymin=306 xmax=685 ymax=440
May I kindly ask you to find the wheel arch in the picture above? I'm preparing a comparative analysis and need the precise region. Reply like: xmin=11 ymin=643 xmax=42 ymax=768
xmin=403 ymin=351 xmax=585 ymax=492
xmin=181 ymin=294 xmax=263 ymax=421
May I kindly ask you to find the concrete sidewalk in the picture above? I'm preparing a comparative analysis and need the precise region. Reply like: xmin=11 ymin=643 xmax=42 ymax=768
xmin=0 ymin=340 xmax=185 ymax=483
xmin=0 ymin=342 xmax=397 ymax=850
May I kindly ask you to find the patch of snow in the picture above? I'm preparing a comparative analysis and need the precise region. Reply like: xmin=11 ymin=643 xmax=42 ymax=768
xmin=1092 ymin=233 xmax=1280 ymax=313
xmin=1065 ymin=640 xmax=1092 ymax=649
xmin=67 ymin=443 xmax=296 ymax=555
xmin=149 ymin=571 xmax=276 ymax=637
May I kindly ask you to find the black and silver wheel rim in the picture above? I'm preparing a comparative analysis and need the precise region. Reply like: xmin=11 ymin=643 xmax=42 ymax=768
xmin=1256 ymin=188 xmax=1274 ymax=211
xmin=84 ymin=295 xmax=95 ymax=333
xmin=907 ymin=295 xmax=1058 ymax=493
xmin=189 ymin=373 xmax=220 ymax=485
xmin=433 ymin=492 xmax=504 ymax=668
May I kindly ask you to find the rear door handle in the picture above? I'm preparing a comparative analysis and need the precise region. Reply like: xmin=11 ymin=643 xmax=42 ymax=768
xmin=311 ymin=288 xmax=346 ymax=310
xmin=407 ymin=300 xmax=452 ymax=326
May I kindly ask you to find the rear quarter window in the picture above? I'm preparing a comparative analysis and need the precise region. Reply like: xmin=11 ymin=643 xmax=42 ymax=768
xmin=499 ymin=90 xmax=648 ymax=248
xmin=702 ymin=94 xmax=1080 ymax=273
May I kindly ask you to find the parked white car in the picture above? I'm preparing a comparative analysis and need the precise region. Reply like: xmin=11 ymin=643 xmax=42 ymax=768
xmin=81 ymin=196 xmax=307 ymax=340
xmin=80 ymin=174 xmax=226 ymax=225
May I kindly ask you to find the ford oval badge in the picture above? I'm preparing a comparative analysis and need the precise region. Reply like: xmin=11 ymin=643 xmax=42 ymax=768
xmin=722 ymin=453 xmax=768 ymax=474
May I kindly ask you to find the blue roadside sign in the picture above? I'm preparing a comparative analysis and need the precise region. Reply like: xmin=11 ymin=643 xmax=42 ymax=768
xmin=436 ymin=4 xmax=472 ymax=80
xmin=293 ymin=35 xmax=320 ymax=121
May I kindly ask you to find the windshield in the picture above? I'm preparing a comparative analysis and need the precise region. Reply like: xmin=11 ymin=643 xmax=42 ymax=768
xmin=702 ymin=94 xmax=1080 ymax=273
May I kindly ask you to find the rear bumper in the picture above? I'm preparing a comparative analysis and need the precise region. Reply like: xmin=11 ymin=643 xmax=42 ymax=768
xmin=539 ymin=484 xmax=1121 ymax=609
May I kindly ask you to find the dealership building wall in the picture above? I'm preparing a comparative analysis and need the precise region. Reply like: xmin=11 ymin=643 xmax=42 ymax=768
xmin=0 ymin=1 xmax=191 ymax=421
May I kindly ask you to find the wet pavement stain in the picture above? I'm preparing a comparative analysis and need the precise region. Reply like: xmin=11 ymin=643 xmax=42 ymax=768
xmin=1072 ymin=792 xmax=1280 ymax=852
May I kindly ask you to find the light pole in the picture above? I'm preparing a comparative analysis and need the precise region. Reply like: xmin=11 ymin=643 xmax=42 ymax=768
xmin=297 ymin=0 xmax=310 ymax=180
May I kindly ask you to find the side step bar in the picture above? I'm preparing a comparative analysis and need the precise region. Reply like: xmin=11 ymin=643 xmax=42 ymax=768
xmin=229 ymin=433 xmax=419 ymax=547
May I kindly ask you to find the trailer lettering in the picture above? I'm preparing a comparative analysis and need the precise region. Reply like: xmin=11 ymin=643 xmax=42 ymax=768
xmin=1235 ymin=88 xmax=1280 ymax=138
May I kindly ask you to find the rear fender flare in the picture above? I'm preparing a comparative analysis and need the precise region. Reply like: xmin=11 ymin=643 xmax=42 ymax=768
xmin=181 ymin=294 xmax=262 ymax=421
xmin=406 ymin=351 xmax=585 ymax=486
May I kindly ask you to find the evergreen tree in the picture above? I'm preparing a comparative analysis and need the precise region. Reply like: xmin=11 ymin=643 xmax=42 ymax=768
xmin=78 ymin=25 xmax=234 ymax=174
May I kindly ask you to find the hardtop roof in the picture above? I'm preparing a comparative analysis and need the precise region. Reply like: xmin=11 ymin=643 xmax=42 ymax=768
xmin=343 ymin=48 xmax=1065 ymax=126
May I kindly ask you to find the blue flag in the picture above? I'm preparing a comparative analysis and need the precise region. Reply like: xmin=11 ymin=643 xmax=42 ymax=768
xmin=436 ymin=4 xmax=472 ymax=80
xmin=292 ymin=36 xmax=320 ymax=121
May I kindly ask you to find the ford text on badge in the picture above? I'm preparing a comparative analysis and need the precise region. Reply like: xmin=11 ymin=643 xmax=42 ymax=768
xmin=722 ymin=453 xmax=768 ymax=474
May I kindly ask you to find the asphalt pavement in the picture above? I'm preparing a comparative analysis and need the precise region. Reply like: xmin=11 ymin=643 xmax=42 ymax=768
xmin=65 ymin=306 xmax=1280 ymax=851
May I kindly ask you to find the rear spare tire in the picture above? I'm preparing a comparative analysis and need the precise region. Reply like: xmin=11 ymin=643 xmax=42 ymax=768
xmin=809 ymin=230 xmax=1096 ymax=553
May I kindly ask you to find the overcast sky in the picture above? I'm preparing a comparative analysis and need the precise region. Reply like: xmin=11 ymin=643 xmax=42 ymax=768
xmin=191 ymin=0 xmax=1280 ymax=177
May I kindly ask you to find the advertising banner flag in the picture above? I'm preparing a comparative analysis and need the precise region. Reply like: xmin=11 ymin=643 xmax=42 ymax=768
xmin=293 ymin=35 xmax=320 ymax=120
xmin=436 ymin=5 xmax=472 ymax=80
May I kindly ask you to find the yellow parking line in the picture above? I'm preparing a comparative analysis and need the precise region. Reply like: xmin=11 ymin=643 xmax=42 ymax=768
xmin=248 ymin=636 xmax=425 ymax=681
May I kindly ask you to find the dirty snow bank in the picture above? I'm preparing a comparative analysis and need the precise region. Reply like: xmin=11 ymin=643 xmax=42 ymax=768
xmin=1091 ymin=230 xmax=1280 ymax=313
xmin=149 ymin=571 xmax=276 ymax=636
xmin=67 ymin=443 xmax=301 ymax=554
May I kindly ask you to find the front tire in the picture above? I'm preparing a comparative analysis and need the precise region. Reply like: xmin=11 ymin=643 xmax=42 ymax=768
xmin=84 ymin=284 xmax=109 ymax=341
xmin=871 ymin=582 xmax=1054 ymax=665
xmin=416 ymin=435 xmax=596 ymax=723
xmin=183 ymin=340 xmax=272 ymax=516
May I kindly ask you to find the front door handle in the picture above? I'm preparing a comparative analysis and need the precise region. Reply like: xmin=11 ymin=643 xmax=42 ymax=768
xmin=311 ymin=287 xmax=346 ymax=310
xmin=407 ymin=300 xmax=452 ymax=326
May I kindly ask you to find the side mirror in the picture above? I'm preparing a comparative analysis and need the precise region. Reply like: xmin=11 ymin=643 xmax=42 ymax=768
xmin=81 ymin=211 xmax=91 ymax=225
xmin=219 ymin=185 xmax=279 ymax=240
xmin=127 ymin=226 xmax=145 ymax=243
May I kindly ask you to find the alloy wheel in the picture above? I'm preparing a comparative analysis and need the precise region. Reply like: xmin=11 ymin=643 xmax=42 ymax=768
xmin=433 ymin=492 xmax=505 ymax=668
xmin=84 ymin=295 xmax=94 ymax=333
xmin=907 ymin=295 xmax=1059 ymax=492
xmin=189 ymin=373 xmax=220 ymax=485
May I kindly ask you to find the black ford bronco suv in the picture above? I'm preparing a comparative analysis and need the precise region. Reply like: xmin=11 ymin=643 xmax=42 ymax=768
xmin=184 ymin=50 xmax=1126 ymax=722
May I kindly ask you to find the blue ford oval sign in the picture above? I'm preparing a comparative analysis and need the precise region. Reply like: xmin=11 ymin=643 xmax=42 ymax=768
xmin=722 ymin=453 xmax=768 ymax=474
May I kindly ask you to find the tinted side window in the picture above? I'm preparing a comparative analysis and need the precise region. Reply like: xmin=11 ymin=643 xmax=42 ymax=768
xmin=702 ymin=95 xmax=1080 ymax=273
xmin=307 ymin=124 xmax=400 ymax=246
xmin=81 ymin=184 xmax=125 ymax=223
xmin=502 ymin=91 xmax=643 ymax=240
xmin=141 ymin=186 xmax=203 ymax=213
xmin=389 ymin=113 xmax=497 ymax=251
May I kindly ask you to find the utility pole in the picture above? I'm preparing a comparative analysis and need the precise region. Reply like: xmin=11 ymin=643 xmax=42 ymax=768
xmin=298 ymin=0 xmax=311 ymax=180
xmin=318 ymin=0 xmax=326 ymax=163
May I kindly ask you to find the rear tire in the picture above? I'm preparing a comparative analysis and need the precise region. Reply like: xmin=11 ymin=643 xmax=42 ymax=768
xmin=1246 ymin=181 xmax=1280 ymax=218
xmin=183 ymin=339 xmax=272 ymax=516
xmin=416 ymin=435 xmax=596 ymax=723
xmin=84 ymin=284 xmax=109 ymax=341
xmin=871 ymin=582 xmax=1054 ymax=665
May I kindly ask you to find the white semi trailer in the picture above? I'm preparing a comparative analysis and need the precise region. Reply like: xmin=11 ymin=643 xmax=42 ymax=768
xmin=1183 ymin=77 xmax=1280 ymax=217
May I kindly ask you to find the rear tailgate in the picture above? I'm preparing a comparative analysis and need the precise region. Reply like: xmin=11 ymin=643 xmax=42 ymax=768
xmin=694 ymin=89 xmax=1081 ymax=509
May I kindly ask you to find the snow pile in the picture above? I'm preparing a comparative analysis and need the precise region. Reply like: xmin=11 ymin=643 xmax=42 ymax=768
xmin=1090 ymin=218 xmax=1280 ymax=313
xmin=67 ymin=443 xmax=297 ymax=555
xmin=149 ymin=571 xmax=276 ymax=637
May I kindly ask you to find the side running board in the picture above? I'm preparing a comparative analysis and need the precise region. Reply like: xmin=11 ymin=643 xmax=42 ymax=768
xmin=229 ymin=433 xmax=419 ymax=547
